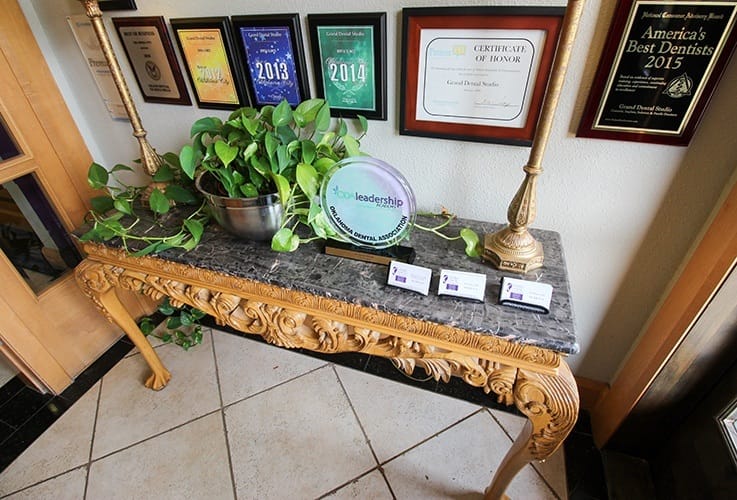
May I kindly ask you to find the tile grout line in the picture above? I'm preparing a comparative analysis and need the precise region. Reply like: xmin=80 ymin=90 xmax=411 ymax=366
xmin=376 ymin=408 xmax=486 ymax=468
xmin=210 ymin=329 xmax=239 ymax=499
xmin=486 ymin=408 xmax=563 ymax=500
xmin=220 ymin=362 xmax=330 ymax=412
xmin=82 ymin=380 xmax=103 ymax=500
xmin=330 ymin=364 xmax=397 ymax=500
xmin=0 ymin=382 xmax=105 ymax=500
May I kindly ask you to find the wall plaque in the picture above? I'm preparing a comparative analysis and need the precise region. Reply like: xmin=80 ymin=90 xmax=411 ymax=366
xmin=321 ymin=157 xmax=416 ymax=249
xmin=578 ymin=0 xmax=737 ymax=145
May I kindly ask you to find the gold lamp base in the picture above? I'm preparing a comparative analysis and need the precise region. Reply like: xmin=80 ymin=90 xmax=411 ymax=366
xmin=483 ymin=228 xmax=544 ymax=274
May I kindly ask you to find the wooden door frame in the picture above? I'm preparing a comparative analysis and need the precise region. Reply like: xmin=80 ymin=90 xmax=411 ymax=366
xmin=591 ymin=172 xmax=737 ymax=447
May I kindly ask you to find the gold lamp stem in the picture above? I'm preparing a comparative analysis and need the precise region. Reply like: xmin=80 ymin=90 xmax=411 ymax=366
xmin=484 ymin=0 xmax=585 ymax=273
xmin=79 ymin=0 xmax=161 ymax=175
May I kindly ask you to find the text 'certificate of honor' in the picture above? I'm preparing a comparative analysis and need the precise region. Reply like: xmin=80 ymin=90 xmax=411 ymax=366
xmin=415 ymin=29 xmax=546 ymax=128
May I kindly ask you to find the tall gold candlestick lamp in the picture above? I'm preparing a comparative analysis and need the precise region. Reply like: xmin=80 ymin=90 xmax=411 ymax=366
xmin=79 ymin=0 xmax=162 ymax=176
xmin=483 ymin=0 xmax=585 ymax=273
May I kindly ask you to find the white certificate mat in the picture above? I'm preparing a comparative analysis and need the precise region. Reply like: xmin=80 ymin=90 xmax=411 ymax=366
xmin=415 ymin=28 xmax=546 ymax=128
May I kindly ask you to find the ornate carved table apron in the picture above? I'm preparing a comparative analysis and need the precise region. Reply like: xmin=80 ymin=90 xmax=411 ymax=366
xmin=75 ymin=214 xmax=579 ymax=500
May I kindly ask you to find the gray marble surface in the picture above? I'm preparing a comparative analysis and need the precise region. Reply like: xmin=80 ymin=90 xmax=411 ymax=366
xmin=78 ymin=213 xmax=578 ymax=354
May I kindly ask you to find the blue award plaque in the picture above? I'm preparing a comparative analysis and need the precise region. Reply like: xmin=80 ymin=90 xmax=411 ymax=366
xmin=239 ymin=26 xmax=301 ymax=106
xmin=321 ymin=157 xmax=416 ymax=250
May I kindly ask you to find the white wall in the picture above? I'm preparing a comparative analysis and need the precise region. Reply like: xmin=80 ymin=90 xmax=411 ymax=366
xmin=21 ymin=0 xmax=737 ymax=382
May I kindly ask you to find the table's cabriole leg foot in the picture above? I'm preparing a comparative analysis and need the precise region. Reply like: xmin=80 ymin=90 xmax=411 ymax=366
xmin=75 ymin=260 xmax=171 ymax=390
xmin=484 ymin=361 xmax=579 ymax=500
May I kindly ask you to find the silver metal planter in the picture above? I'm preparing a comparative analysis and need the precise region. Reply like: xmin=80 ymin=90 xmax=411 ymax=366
xmin=196 ymin=173 xmax=283 ymax=241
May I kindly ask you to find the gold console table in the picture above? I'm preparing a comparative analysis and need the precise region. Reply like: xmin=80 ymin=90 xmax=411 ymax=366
xmin=74 ymin=214 xmax=579 ymax=499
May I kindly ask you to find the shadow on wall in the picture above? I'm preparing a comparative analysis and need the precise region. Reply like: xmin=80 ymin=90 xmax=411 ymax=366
xmin=575 ymin=51 xmax=737 ymax=380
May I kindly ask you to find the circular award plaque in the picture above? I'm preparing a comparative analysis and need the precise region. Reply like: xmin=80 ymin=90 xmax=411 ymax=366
xmin=320 ymin=157 xmax=416 ymax=248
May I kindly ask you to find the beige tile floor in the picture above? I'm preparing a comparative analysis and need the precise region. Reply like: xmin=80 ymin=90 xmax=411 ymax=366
xmin=0 ymin=328 xmax=567 ymax=499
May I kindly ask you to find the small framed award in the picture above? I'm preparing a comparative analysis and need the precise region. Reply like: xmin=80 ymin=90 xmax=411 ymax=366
xmin=577 ymin=0 xmax=737 ymax=146
xmin=307 ymin=13 xmax=387 ymax=120
xmin=400 ymin=6 xmax=564 ymax=146
xmin=231 ymin=14 xmax=310 ymax=107
xmin=170 ymin=17 xmax=248 ymax=110
xmin=99 ymin=0 xmax=136 ymax=11
xmin=112 ymin=17 xmax=191 ymax=106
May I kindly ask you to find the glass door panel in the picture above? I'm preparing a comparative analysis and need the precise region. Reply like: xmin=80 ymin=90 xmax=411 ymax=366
xmin=0 ymin=174 xmax=81 ymax=293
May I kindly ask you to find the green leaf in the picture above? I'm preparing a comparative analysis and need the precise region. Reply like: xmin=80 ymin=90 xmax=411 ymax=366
xmin=139 ymin=317 xmax=155 ymax=335
xmin=214 ymin=140 xmax=238 ymax=168
xmin=161 ymin=333 xmax=172 ymax=343
xmin=276 ymin=145 xmax=290 ymax=172
xmin=165 ymin=184 xmax=198 ymax=204
xmin=342 ymin=134 xmax=361 ymax=157
xmin=191 ymin=309 xmax=206 ymax=320
xmin=243 ymin=116 xmax=260 ymax=135
xmin=239 ymin=183 xmax=259 ymax=197
xmin=315 ymin=102 xmax=331 ymax=131
xmin=313 ymin=157 xmax=336 ymax=174
xmin=162 ymin=152 xmax=181 ymax=168
xmin=132 ymin=241 xmax=161 ymax=257
xmin=271 ymin=172 xmax=291 ymax=206
xmin=338 ymin=118 xmax=347 ymax=137
xmin=90 ymin=195 xmax=115 ymax=214
xmin=87 ymin=163 xmax=109 ymax=189
xmin=265 ymin=132 xmax=279 ymax=161
xmin=301 ymin=140 xmax=316 ymax=165
xmin=183 ymin=219 xmax=204 ymax=243
xmin=158 ymin=298 xmax=176 ymax=315
xmin=295 ymin=98 xmax=325 ymax=123
xmin=113 ymin=198 xmax=133 ymax=215
xmin=148 ymin=188 xmax=170 ymax=214
xmin=180 ymin=311 xmax=193 ymax=326
xmin=271 ymin=227 xmax=300 ymax=252
xmin=110 ymin=163 xmax=134 ymax=173
xmin=190 ymin=116 xmax=221 ymax=137
xmin=179 ymin=145 xmax=197 ymax=180
xmin=152 ymin=163 xmax=174 ymax=182
xmin=272 ymin=99 xmax=293 ymax=127
xmin=167 ymin=316 xmax=182 ymax=329
xmin=242 ymin=142 xmax=258 ymax=162
xmin=296 ymin=163 xmax=318 ymax=199
xmin=460 ymin=228 xmax=480 ymax=257
xmin=358 ymin=115 xmax=369 ymax=134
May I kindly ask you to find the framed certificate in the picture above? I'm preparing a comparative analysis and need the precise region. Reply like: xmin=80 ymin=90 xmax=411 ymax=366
xmin=577 ymin=0 xmax=737 ymax=146
xmin=231 ymin=14 xmax=310 ymax=107
xmin=170 ymin=17 xmax=248 ymax=110
xmin=400 ymin=6 xmax=564 ymax=146
xmin=307 ymin=13 xmax=387 ymax=120
xmin=112 ymin=16 xmax=191 ymax=106
xmin=99 ymin=0 xmax=136 ymax=11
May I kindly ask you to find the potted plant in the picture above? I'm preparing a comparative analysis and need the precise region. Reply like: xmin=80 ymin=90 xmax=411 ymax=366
xmin=80 ymin=152 xmax=208 ymax=255
xmin=179 ymin=98 xmax=367 ymax=252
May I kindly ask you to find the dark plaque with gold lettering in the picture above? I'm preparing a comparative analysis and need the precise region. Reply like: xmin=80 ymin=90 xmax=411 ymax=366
xmin=578 ymin=0 xmax=737 ymax=146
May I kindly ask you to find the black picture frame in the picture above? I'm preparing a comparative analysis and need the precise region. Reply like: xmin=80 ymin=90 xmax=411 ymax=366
xmin=400 ymin=6 xmax=565 ymax=146
xmin=112 ymin=16 xmax=191 ymax=106
xmin=307 ymin=13 xmax=387 ymax=120
xmin=230 ymin=14 xmax=310 ymax=107
xmin=99 ymin=0 xmax=137 ymax=11
xmin=577 ymin=0 xmax=737 ymax=146
xmin=170 ymin=17 xmax=248 ymax=110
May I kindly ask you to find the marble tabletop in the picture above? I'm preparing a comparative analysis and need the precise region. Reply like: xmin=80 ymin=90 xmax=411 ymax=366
xmin=78 ymin=212 xmax=578 ymax=354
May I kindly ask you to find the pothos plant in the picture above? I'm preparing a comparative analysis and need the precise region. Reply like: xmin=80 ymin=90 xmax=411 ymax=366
xmin=80 ymin=152 xmax=209 ymax=256
xmin=139 ymin=297 xmax=205 ymax=350
xmin=178 ymin=98 xmax=367 ymax=252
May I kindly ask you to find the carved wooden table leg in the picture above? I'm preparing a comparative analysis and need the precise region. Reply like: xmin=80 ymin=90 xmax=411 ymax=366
xmin=484 ymin=360 xmax=579 ymax=500
xmin=75 ymin=260 xmax=171 ymax=390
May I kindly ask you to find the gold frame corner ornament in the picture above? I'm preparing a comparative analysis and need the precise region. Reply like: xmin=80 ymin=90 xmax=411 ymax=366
xmin=483 ymin=0 xmax=585 ymax=274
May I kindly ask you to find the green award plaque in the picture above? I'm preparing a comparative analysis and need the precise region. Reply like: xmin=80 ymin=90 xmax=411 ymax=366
xmin=316 ymin=26 xmax=375 ymax=112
